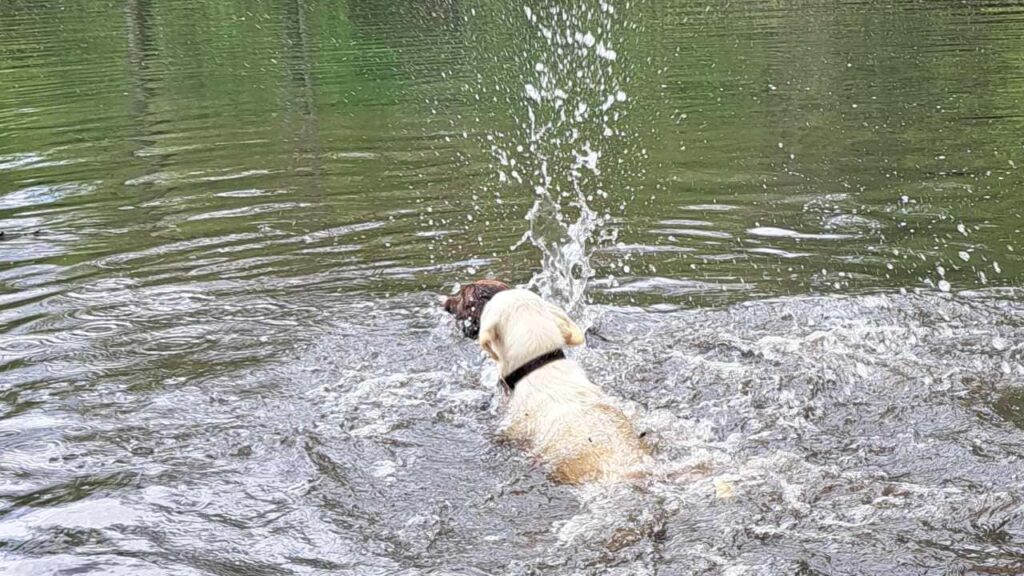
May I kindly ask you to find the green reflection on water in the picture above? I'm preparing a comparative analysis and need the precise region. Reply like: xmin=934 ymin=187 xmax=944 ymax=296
xmin=0 ymin=0 xmax=1021 ymax=306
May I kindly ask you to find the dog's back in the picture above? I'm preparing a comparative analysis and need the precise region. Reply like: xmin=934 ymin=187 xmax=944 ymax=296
xmin=476 ymin=289 xmax=650 ymax=484
xmin=502 ymin=360 xmax=649 ymax=484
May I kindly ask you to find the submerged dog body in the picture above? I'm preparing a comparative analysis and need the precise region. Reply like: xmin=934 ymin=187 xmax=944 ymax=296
xmin=477 ymin=289 xmax=649 ymax=484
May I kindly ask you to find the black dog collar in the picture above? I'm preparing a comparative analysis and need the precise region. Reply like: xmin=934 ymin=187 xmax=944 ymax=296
xmin=500 ymin=349 xmax=566 ymax=392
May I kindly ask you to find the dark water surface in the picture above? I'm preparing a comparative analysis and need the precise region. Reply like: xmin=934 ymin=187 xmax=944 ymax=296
xmin=2 ymin=1 xmax=1024 ymax=574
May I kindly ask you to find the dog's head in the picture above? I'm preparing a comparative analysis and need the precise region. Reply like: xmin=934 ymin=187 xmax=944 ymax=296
xmin=442 ymin=279 xmax=510 ymax=339
xmin=478 ymin=288 xmax=584 ymax=372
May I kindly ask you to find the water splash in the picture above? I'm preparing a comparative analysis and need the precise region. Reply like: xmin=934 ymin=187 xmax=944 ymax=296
xmin=492 ymin=1 xmax=636 ymax=318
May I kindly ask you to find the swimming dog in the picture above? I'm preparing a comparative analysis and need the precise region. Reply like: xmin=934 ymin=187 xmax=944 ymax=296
xmin=442 ymin=279 xmax=510 ymax=339
xmin=445 ymin=284 xmax=649 ymax=484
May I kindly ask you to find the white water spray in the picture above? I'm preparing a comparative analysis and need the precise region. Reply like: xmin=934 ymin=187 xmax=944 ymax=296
xmin=491 ymin=0 xmax=634 ymax=318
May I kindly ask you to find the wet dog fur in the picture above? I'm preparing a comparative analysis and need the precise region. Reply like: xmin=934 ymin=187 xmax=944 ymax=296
xmin=442 ymin=279 xmax=510 ymax=339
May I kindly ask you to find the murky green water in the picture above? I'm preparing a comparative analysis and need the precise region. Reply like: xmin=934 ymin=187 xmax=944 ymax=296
xmin=2 ymin=1 xmax=1024 ymax=575
xmin=3 ymin=0 xmax=1022 ymax=302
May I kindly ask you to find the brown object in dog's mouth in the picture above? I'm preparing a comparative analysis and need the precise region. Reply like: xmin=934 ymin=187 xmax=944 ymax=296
xmin=442 ymin=279 xmax=510 ymax=339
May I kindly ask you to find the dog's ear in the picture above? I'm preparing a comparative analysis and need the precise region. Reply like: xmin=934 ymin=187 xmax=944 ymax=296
xmin=547 ymin=303 xmax=585 ymax=347
xmin=479 ymin=325 xmax=500 ymax=360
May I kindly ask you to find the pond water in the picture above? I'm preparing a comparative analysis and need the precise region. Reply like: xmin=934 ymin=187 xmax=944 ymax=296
xmin=2 ymin=1 xmax=1023 ymax=574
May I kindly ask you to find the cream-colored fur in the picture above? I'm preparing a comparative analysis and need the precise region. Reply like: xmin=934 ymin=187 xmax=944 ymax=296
xmin=478 ymin=289 xmax=649 ymax=484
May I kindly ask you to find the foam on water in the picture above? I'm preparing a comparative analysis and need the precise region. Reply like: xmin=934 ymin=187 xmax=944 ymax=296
xmin=3 ymin=271 xmax=1024 ymax=575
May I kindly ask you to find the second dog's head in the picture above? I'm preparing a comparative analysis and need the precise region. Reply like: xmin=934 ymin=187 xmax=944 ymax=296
xmin=478 ymin=289 xmax=584 ymax=374
xmin=443 ymin=279 xmax=510 ymax=339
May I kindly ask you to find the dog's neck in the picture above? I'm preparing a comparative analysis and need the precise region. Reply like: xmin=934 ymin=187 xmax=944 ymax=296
xmin=500 ymin=349 xmax=565 ymax=391
xmin=494 ymin=319 xmax=566 ymax=377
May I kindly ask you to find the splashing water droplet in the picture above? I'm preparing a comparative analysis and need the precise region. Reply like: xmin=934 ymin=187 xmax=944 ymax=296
xmin=524 ymin=84 xmax=541 ymax=102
